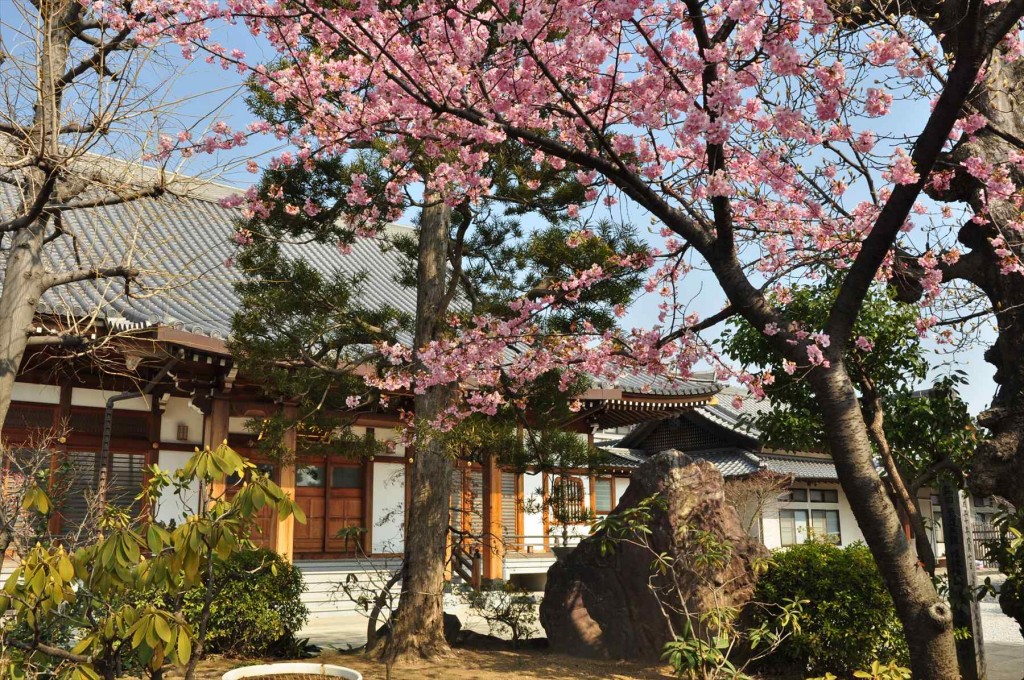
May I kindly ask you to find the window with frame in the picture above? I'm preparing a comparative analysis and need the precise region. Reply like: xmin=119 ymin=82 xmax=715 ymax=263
xmin=781 ymin=488 xmax=808 ymax=502
xmin=331 ymin=466 xmax=361 ymax=488
xmin=933 ymin=511 xmax=944 ymax=543
xmin=810 ymin=488 xmax=839 ymax=503
xmin=779 ymin=509 xmax=807 ymax=546
xmin=779 ymin=486 xmax=841 ymax=545
xmin=594 ymin=477 xmax=614 ymax=514
xmin=296 ymin=465 xmax=325 ymax=487
xmin=811 ymin=509 xmax=841 ymax=543
xmin=550 ymin=476 xmax=587 ymax=524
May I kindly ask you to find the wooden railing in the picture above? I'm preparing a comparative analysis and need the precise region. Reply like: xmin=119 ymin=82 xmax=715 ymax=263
xmin=450 ymin=541 xmax=482 ymax=589
xmin=972 ymin=528 xmax=1002 ymax=567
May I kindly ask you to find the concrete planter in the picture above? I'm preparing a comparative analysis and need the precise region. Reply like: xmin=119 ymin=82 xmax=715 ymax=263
xmin=222 ymin=663 xmax=362 ymax=680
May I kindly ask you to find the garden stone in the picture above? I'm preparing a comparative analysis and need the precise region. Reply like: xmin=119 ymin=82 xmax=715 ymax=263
xmin=539 ymin=451 xmax=768 ymax=661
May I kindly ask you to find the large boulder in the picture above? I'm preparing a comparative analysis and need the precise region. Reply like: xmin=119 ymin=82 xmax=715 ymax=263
xmin=539 ymin=450 xmax=768 ymax=661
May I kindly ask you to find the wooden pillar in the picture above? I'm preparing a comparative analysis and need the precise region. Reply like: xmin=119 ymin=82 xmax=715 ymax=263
xmin=202 ymin=396 xmax=230 ymax=500
xmin=48 ymin=384 xmax=73 ymax=536
xmin=141 ymin=395 xmax=162 ymax=522
xmin=362 ymin=460 xmax=374 ymax=556
xmin=275 ymin=404 xmax=297 ymax=562
xmin=542 ymin=472 xmax=550 ymax=552
xmin=588 ymin=473 xmax=597 ymax=517
xmin=482 ymin=453 xmax=503 ymax=581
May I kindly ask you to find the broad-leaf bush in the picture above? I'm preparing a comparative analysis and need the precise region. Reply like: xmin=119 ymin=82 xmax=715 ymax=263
xmin=181 ymin=548 xmax=309 ymax=657
xmin=753 ymin=541 xmax=908 ymax=675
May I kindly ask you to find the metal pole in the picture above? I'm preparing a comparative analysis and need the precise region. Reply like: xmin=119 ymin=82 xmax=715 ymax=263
xmin=96 ymin=359 xmax=177 ymax=504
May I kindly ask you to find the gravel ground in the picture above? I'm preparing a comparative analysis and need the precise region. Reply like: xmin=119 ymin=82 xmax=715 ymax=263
xmin=979 ymin=574 xmax=1023 ymax=680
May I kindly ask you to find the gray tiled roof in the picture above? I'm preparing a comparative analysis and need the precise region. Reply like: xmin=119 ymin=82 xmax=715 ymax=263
xmin=597 ymin=446 xmax=647 ymax=469
xmin=602 ymin=370 xmax=719 ymax=396
xmin=0 ymin=187 xmax=416 ymax=340
xmin=696 ymin=385 xmax=773 ymax=438
xmin=1 ymin=185 xmax=727 ymax=401
xmin=759 ymin=454 xmax=838 ymax=480
xmin=597 ymin=441 xmax=839 ymax=480
xmin=676 ymin=448 xmax=764 ymax=477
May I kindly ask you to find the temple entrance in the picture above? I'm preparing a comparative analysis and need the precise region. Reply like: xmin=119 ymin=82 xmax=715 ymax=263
xmin=293 ymin=458 xmax=365 ymax=558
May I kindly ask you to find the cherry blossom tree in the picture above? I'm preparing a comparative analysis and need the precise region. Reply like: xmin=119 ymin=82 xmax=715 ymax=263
xmin=98 ymin=0 xmax=1024 ymax=674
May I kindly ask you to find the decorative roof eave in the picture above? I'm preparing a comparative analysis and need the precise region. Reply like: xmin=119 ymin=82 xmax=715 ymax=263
xmin=156 ymin=326 xmax=230 ymax=356
xmin=565 ymin=393 xmax=719 ymax=430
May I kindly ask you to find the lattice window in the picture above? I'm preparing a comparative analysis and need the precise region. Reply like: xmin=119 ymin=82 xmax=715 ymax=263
xmin=67 ymin=410 xmax=149 ymax=440
xmin=58 ymin=451 xmax=145 ymax=535
xmin=3 ymin=404 xmax=55 ymax=432
xmin=550 ymin=476 xmax=587 ymax=524
xmin=644 ymin=419 xmax=730 ymax=453
xmin=594 ymin=477 xmax=614 ymax=514
xmin=501 ymin=472 xmax=518 ymax=542
xmin=469 ymin=470 xmax=483 ymax=536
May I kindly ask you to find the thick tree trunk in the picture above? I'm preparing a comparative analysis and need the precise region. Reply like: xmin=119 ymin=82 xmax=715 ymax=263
xmin=811 ymin=364 xmax=958 ymax=679
xmin=0 ymin=2 xmax=72 ymax=430
xmin=0 ymin=216 xmax=49 ymax=428
xmin=378 ymin=197 xmax=456 ymax=663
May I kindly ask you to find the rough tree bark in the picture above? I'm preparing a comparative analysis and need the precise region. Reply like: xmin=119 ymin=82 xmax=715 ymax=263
xmin=0 ymin=2 xmax=71 ymax=428
xmin=811 ymin=367 xmax=957 ymax=677
xmin=833 ymin=0 xmax=1024 ymax=637
xmin=378 ymin=195 xmax=457 ymax=663
xmin=937 ymin=51 xmax=1024 ymax=512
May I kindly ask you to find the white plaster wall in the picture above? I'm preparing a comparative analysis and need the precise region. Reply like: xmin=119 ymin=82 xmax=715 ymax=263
xmin=160 ymin=397 xmax=204 ymax=445
xmin=12 ymin=382 xmax=60 ymax=404
xmin=371 ymin=462 xmax=406 ymax=554
xmin=917 ymin=495 xmax=947 ymax=559
xmin=228 ymin=416 xmax=256 ymax=435
xmin=71 ymin=387 xmax=150 ymax=411
xmin=371 ymin=427 xmax=406 ymax=457
xmin=522 ymin=472 xmax=545 ymax=549
xmin=614 ymin=476 xmax=631 ymax=505
xmin=834 ymin=483 xmax=865 ymax=546
xmin=760 ymin=498 xmax=783 ymax=550
xmin=154 ymin=450 xmax=199 ymax=525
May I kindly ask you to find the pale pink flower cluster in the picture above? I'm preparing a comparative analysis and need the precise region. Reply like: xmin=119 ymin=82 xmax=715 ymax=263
xmin=85 ymin=0 xmax=1024 ymax=437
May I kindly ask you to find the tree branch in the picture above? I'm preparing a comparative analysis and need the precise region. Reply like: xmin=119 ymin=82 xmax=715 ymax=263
xmin=826 ymin=0 xmax=1007 ymax=351
xmin=44 ymin=264 xmax=137 ymax=290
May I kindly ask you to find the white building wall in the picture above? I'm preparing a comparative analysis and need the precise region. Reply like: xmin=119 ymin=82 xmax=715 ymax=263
xmin=154 ymin=450 xmax=199 ymax=525
xmin=371 ymin=462 xmax=406 ymax=554
xmin=71 ymin=386 xmax=149 ymax=411
xmin=522 ymin=472 xmax=545 ymax=550
xmin=614 ymin=476 xmax=631 ymax=504
xmin=12 ymin=382 xmax=60 ymax=404
xmin=835 ymin=483 xmax=865 ymax=546
xmin=761 ymin=498 xmax=783 ymax=550
xmin=760 ymin=482 xmax=865 ymax=550
xmin=160 ymin=397 xmax=204 ymax=446
xmin=369 ymin=427 xmax=407 ymax=457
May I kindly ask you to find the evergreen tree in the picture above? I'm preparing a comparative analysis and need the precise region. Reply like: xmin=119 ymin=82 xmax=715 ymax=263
xmin=229 ymin=87 xmax=648 ymax=660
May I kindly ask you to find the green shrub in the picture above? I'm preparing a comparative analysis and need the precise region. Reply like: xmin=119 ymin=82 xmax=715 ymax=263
xmin=753 ymin=540 xmax=908 ymax=675
xmin=182 ymin=548 xmax=309 ymax=658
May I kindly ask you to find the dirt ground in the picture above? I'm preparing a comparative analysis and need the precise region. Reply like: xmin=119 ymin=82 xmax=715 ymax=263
xmin=187 ymin=648 xmax=676 ymax=680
